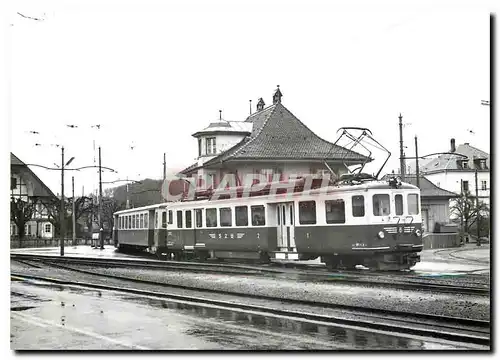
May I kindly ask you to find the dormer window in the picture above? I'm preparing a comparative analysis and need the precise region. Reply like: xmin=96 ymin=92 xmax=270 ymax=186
xmin=479 ymin=159 xmax=487 ymax=170
xmin=198 ymin=139 xmax=202 ymax=157
xmin=206 ymin=137 xmax=216 ymax=155
xmin=462 ymin=161 xmax=469 ymax=169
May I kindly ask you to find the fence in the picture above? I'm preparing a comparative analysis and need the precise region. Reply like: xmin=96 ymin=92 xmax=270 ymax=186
xmin=422 ymin=233 xmax=460 ymax=249
xmin=10 ymin=237 xmax=114 ymax=249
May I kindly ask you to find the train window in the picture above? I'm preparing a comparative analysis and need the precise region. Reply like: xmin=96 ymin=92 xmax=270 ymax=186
xmin=373 ymin=194 xmax=390 ymax=216
xmin=136 ymin=214 xmax=140 ymax=229
xmin=155 ymin=212 xmax=158 ymax=228
xmin=168 ymin=210 xmax=173 ymax=225
xmin=131 ymin=215 xmax=135 ymax=229
xmin=177 ymin=210 xmax=183 ymax=228
xmin=408 ymin=194 xmax=419 ymax=215
xmin=129 ymin=215 xmax=132 ymax=229
xmin=299 ymin=201 xmax=316 ymax=225
xmin=325 ymin=200 xmax=345 ymax=224
xmin=185 ymin=210 xmax=192 ymax=228
xmin=206 ymin=208 xmax=217 ymax=227
xmin=235 ymin=206 xmax=248 ymax=226
xmin=220 ymin=208 xmax=232 ymax=227
xmin=251 ymin=205 xmax=266 ymax=226
xmin=352 ymin=196 xmax=365 ymax=217
xmin=140 ymin=214 xmax=144 ymax=229
xmin=144 ymin=214 xmax=149 ymax=229
xmin=162 ymin=211 xmax=167 ymax=228
xmin=395 ymin=194 xmax=403 ymax=215
xmin=290 ymin=206 xmax=293 ymax=225
xmin=195 ymin=209 xmax=203 ymax=228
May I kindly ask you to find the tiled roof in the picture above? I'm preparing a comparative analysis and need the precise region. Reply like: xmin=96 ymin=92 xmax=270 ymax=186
xmin=382 ymin=174 xmax=458 ymax=198
xmin=11 ymin=153 xmax=57 ymax=199
xmin=201 ymin=103 xmax=370 ymax=166
xmin=11 ymin=153 xmax=25 ymax=166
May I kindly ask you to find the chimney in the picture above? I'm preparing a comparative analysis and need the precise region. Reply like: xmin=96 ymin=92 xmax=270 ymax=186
xmin=450 ymin=138 xmax=456 ymax=153
xmin=256 ymin=98 xmax=265 ymax=111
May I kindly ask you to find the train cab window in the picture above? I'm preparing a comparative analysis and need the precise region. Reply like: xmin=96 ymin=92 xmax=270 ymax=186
xmin=251 ymin=205 xmax=266 ymax=226
xmin=299 ymin=201 xmax=316 ymax=225
xmin=408 ymin=194 xmax=419 ymax=215
xmin=352 ymin=196 xmax=365 ymax=217
xmin=395 ymin=194 xmax=404 ymax=215
xmin=185 ymin=210 xmax=192 ymax=228
xmin=195 ymin=209 xmax=203 ymax=228
xmin=206 ymin=208 xmax=217 ymax=227
xmin=220 ymin=208 xmax=232 ymax=227
xmin=373 ymin=194 xmax=390 ymax=216
xmin=177 ymin=210 xmax=183 ymax=228
xmin=162 ymin=211 xmax=167 ymax=228
xmin=235 ymin=206 xmax=248 ymax=226
xmin=168 ymin=210 xmax=173 ymax=225
xmin=325 ymin=199 xmax=345 ymax=224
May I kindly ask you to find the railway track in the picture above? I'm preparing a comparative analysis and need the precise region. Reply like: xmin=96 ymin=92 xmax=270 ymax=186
xmin=11 ymin=253 xmax=489 ymax=296
xmin=10 ymin=272 xmax=490 ymax=348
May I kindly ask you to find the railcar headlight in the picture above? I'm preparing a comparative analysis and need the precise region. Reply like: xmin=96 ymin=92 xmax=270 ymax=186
xmin=415 ymin=229 xmax=421 ymax=237
xmin=377 ymin=231 xmax=385 ymax=239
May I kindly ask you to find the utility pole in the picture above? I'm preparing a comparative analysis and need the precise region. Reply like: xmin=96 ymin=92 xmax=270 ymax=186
xmin=475 ymin=168 xmax=481 ymax=246
xmin=72 ymin=176 xmax=76 ymax=246
xmin=60 ymin=147 xmax=65 ymax=256
xmin=163 ymin=153 xmax=166 ymax=182
xmin=415 ymin=136 xmax=420 ymax=188
xmin=99 ymin=147 xmax=104 ymax=249
xmin=399 ymin=113 xmax=405 ymax=181
xmin=126 ymin=176 xmax=130 ymax=209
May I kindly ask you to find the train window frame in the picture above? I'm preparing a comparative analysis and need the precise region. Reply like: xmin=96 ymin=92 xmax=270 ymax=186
xmin=177 ymin=210 xmax=183 ymax=228
xmin=395 ymin=194 xmax=404 ymax=215
xmin=373 ymin=194 xmax=390 ymax=216
xmin=195 ymin=209 xmax=203 ymax=228
xmin=235 ymin=206 xmax=248 ymax=226
xmin=220 ymin=207 xmax=232 ymax=227
xmin=168 ymin=210 xmax=173 ymax=225
xmin=408 ymin=194 xmax=420 ymax=215
xmin=352 ymin=195 xmax=365 ymax=217
xmin=185 ymin=210 xmax=192 ymax=228
xmin=299 ymin=201 xmax=317 ymax=225
xmin=251 ymin=205 xmax=266 ymax=226
xmin=325 ymin=199 xmax=346 ymax=224
xmin=206 ymin=208 xmax=217 ymax=228
xmin=161 ymin=211 xmax=167 ymax=228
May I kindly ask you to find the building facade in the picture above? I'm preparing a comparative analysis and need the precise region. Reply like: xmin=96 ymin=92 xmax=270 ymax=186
xmin=179 ymin=87 xmax=370 ymax=187
xmin=10 ymin=153 xmax=56 ymax=239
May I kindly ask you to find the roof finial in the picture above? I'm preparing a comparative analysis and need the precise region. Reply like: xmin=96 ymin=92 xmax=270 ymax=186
xmin=219 ymin=110 xmax=222 ymax=120
xmin=256 ymin=98 xmax=265 ymax=111
xmin=273 ymin=85 xmax=283 ymax=104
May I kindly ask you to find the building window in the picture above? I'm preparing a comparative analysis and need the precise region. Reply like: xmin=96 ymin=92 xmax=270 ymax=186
xmin=462 ymin=180 xmax=469 ymax=193
xmin=235 ymin=206 xmax=248 ymax=226
xmin=220 ymin=208 xmax=232 ymax=227
xmin=208 ymin=173 xmax=216 ymax=188
xmin=480 ymin=160 xmax=487 ymax=169
xmin=299 ymin=201 xmax=316 ymax=225
xmin=206 ymin=137 xmax=216 ymax=155
xmin=11 ymin=177 xmax=17 ymax=190
xmin=408 ymin=194 xmax=419 ymax=215
xmin=352 ymin=195 xmax=365 ymax=217
xmin=325 ymin=200 xmax=345 ymax=224
xmin=373 ymin=194 xmax=390 ymax=216
xmin=395 ymin=194 xmax=404 ymax=215
xmin=198 ymin=138 xmax=202 ymax=157
xmin=206 ymin=208 xmax=217 ymax=227
xmin=462 ymin=161 xmax=469 ymax=169
xmin=481 ymin=181 xmax=487 ymax=191
xmin=251 ymin=205 xmax=266 ymax=226
xmin=45 ymin=224 xmax=51 ymax=233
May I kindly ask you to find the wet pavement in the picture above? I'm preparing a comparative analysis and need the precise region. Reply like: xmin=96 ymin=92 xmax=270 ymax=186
xmin=11 ymin=278 xmax=475 ymax=350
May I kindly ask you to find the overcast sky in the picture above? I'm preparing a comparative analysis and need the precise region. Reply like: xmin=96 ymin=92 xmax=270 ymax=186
xmin=7 ymin=0 xmax=492 ymax=197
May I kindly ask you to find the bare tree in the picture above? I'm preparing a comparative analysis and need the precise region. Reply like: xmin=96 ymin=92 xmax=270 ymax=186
xmin=10 ymin=197 xmax=36 ymax=240
xmin=450 ymin=191 xmax=490 ymax=237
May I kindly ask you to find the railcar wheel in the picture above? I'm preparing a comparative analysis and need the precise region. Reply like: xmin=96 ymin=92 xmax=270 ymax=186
xmin=197 ymin=251 xmax=209 ymax=261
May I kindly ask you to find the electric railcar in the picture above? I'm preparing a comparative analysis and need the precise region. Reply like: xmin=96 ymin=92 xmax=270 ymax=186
xmin=113 ymin=177 xmax=423 ymax=271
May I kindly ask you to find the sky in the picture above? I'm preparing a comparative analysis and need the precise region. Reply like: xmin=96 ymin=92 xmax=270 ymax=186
xmin=5 ymin=0 xmax=493 ymax=197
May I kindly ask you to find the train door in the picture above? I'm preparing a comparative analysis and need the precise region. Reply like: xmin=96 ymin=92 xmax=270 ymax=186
xmin=277 ymin=202 xmax=296 ymax=250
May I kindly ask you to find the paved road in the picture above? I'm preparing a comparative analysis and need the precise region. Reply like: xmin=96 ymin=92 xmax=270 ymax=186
xmin=11 ymin=278 xmax=468 ymax=350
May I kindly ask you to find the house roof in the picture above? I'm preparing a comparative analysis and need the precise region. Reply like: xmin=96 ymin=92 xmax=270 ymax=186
xmin=382 ymin=174 xmax=458 ymax=198
xmin=409 ymin=143 xmax=490 ymax=174
xmin=180 ymin=103 xmax=371 ymax=174
xmin=192 ymin=121 xmax=253 ymax=137
xmin=11 ymin=153 xmax=57 ymax=199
